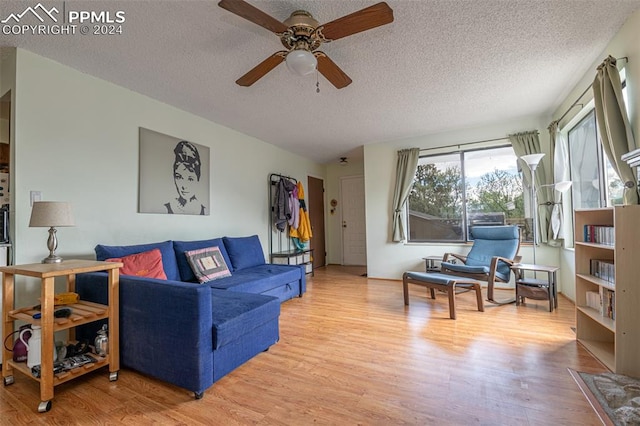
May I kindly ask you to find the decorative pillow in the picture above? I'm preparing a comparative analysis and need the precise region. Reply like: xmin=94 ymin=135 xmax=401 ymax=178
xmin=95 ymin=240 xmax=180 ymax=281
xmin=173 ymin=238 xmax=233 ymax=281
xmin=185 ymin=246 xmax=232 ymax=283
xmin=222 ymin=235 xmax=265 ymax=271
xmin=106 ymin=248 xmax=167 ymax=280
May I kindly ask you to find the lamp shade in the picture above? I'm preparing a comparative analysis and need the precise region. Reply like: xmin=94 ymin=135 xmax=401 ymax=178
xmin=29 ymin=201 xmax=75 ymax=227
xmin=286 ymin=49 xmax=317 ymax=76
xmin=520 ymin=153 xmax=545 ymax=170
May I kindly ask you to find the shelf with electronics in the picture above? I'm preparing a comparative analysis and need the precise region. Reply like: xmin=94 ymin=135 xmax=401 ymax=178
xmin=574 ymin=205 xmax=640 ymax=376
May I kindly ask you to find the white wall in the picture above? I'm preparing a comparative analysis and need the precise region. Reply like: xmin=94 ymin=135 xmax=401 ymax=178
xmin=9 ymin=48 xmax=323 ymax=304
xmin=551 ymin=9 xmax=640 ymax=302
xmin=363 ymin=116 xmax=562 ymax=281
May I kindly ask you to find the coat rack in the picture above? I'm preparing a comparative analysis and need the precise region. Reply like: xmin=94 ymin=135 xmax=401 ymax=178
xmin=268 ymin=173 xmax=297 ymax=258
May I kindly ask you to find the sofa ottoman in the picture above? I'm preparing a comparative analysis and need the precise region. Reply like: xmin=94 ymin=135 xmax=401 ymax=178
xmin=210 ymin=289 xmax=280 ymax=382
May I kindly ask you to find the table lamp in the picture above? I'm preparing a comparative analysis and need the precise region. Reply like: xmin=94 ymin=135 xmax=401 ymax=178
xmin=29 ymin=201 xmax=75 ymax=263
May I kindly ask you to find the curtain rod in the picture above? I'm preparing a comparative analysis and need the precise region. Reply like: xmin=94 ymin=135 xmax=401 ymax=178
xmin=555 ymin=56 xmax=628 ymax=124
xmin=419 ymin=136 xmax=511 ymax=152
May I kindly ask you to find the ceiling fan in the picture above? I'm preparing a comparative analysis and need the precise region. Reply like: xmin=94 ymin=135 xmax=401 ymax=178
xmin=218 ymin=0 xmax=394 ymax=89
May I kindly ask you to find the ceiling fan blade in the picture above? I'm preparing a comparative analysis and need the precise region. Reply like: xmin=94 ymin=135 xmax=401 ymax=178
xmin=236 ymin=52 xmax=286 ymax=86
xmin=315 ymin=53 xmax=352 ymax=89
xmin=319 ymin=2 xmax=394 ymax=41
xmin=218 ymin=0 xmax=288 ymax=34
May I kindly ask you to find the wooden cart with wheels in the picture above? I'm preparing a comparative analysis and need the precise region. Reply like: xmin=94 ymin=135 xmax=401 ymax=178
xmin=1 ymin=260 xmax=121 ymax=412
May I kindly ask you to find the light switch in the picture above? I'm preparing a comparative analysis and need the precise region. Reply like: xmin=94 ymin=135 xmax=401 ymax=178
xmin=30 ymin=191 xmax=42 ymax=206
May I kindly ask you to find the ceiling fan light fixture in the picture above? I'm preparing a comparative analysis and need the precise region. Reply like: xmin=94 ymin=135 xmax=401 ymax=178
xmin=285 ymin=49 xmax=317 ymax=76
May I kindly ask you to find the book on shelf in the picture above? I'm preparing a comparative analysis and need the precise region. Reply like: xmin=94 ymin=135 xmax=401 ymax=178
xmin=590 ymin=259 xmax=615 ymax=285
xmin=585 ymin=290 xmax=601 ymax=313
xmin=598 ymin=286 xmax=616 ymax=320
xmin=583 ymin=224 xmax=615 ymax=246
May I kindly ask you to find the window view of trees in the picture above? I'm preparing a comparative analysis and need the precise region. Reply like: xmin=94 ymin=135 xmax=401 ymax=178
xmin=408 ymin=146 xmax=527 ymax=242
xmin=410 ymin=163 xmax=462 ymax=220
xmin=468 ymin=169 xmax=524 ymax=218
xmin=408 ymin=154 xmax=464 ymax=241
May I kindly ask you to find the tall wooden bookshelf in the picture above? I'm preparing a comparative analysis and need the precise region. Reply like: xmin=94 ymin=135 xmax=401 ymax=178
xmin=574 ymin=206 xmax=640 ymax=376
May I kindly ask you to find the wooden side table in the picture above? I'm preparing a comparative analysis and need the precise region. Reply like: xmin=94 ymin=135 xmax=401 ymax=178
xmin=1 ymin=260 xmax=121 ymax=412
xmin=423 ymin=256 xmax=442 ymax=273
xmin=510 ymin=263 xmax=559 ymax=312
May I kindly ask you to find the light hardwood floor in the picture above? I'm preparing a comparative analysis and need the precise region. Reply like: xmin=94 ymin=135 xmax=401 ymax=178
xmin=0 ymin=266 xmax=606 ymax=425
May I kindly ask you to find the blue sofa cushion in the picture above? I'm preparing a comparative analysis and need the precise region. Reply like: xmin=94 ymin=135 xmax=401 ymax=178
xmin=173 ymin=238 xmax=232 ymax=282
xmin=207 ymin=264 xmax=301 ymax=294
xmin=211 ymin=289 xmax=280 ymax=350
xmin=223 ymin=235 xmax=265 ymax=271
xmin=95 ymin=240 xmax=180 ymax=281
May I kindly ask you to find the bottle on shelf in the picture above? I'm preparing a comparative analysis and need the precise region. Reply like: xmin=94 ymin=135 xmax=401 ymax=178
xmin=94 ymin=324 xmax=109 ymax=356
xmin=20 ymin=325 xmax=57 ymax=368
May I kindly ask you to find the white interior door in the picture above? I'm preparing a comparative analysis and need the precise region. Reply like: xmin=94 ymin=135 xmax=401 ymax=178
xmin=341 ymin=176 xmax=367 ymax=265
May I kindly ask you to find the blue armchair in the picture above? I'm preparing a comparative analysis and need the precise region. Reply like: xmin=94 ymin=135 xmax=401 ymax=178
xmin=441 ymin=225 xmax=521 ymax=304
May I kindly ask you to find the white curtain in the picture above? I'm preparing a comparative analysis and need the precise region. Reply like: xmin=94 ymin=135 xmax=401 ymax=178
xmin=391 ymin=148 xmax=419 ymax=242
xmin=593 ymin=55 xmax=639 ymax=204
xmin=549 ymin=121 xmax=571 ymax=243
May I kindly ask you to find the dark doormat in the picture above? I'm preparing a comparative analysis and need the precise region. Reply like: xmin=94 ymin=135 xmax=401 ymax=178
xmin=568 ymin=368 xmax=640 ymax=425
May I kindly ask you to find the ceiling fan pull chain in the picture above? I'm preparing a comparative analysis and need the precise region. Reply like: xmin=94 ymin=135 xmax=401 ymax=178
xmin=316 ymin=70 xmax=320 ymax=93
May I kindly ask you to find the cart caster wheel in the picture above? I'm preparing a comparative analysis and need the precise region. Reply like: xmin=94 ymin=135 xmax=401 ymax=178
xmin=3 ymin=376 xmax=14 ymax=386
xmin=109 ymin=371 xmax=118 ymax=382
xmin=194 ymin=392 xmax=203 ymax=400
xmin=38 ymin=400 xmax=52 ymax=413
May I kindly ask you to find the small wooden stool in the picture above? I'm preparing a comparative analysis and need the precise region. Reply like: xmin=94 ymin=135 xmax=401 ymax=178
xmin=402 ymin=272 xmax=484 ymax=319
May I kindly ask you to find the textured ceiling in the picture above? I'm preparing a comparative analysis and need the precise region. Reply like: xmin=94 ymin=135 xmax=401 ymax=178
xmin=1 ymin=0 xmax=639 ymax=163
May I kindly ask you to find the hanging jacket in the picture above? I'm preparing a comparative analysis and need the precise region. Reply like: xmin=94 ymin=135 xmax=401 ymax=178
xmin=274 ymin=177 xmax=296 ymax=232
xmin=290 ymin=182 xmax=313 ymax=242
xmin=288 ymin=184 xmax=300 ymax=230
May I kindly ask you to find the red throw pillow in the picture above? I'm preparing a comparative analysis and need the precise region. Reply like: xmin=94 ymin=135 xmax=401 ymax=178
xmin=106 ymin=248 xmax=167 ymax=280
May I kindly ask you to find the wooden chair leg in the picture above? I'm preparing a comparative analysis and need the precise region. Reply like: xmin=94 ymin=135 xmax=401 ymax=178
xmin=447 ymin=285 xmax=456 ymax=320
xmin=474 ymin=284 xmax=484 ymax=312
xmin=487 ymin=278 xmax=495 ymax=302
xmin=402 ymin=274 xmax=409 ymax=305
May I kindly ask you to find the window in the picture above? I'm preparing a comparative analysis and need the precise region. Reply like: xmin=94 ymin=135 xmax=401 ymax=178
xmin=408 ymin=146 xmax=528 ymax=242
xmin=567 ymin=80 xmax=627 ymax=209
xmin=568 ymin=110 xmax=603 ymax=208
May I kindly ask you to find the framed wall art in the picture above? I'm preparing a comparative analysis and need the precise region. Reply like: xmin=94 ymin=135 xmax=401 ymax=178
xmin=138 ymin=127 xmax=210 ymax=215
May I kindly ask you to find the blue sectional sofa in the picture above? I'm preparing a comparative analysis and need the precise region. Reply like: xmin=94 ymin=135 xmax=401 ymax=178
xmin=75 ymin=235 xmax=306 ymax=398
